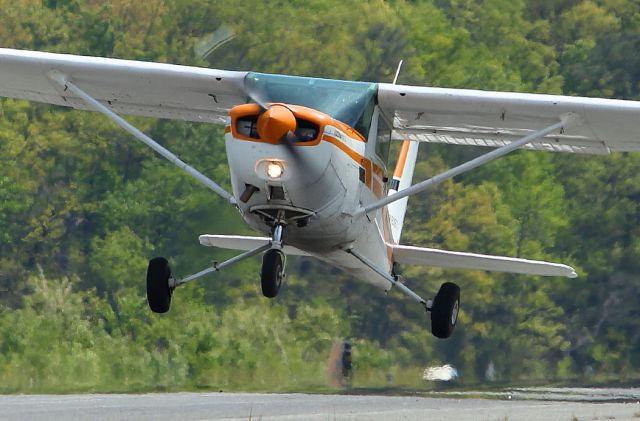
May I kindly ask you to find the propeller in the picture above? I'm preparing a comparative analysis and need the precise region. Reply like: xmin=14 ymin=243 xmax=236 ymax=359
xmin=195 ymin=29 xmax=305 ymax=165
xmin=280 ymin=130 xmax=300 ymax=159
xmin=244 ymin=86 xmax=305 ymax=164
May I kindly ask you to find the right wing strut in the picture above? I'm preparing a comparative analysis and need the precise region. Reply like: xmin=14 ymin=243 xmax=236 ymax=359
xmin=354 ymin=117 xmax=570 ymax=218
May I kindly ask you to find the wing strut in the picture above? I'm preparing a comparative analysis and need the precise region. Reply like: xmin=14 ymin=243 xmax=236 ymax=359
xmin=354 ymin=115 xmax=575 ymax=219
xmin=346 ymin=248 xmax=432 ymax=309
xmin=47 ymin=71 xmax=236 ymax=205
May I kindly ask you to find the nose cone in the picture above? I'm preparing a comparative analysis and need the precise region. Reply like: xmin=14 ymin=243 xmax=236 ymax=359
xmin=257 ymin=105 xmax=296 ymax=142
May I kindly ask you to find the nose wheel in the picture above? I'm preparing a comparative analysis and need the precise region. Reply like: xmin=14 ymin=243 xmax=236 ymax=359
xmin=261 ymin=249 xmax=285 ymax=297
xmin=261 ymin=223 xmax=286 ymax=298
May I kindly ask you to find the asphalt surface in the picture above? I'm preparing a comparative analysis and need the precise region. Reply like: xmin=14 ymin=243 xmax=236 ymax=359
xmin=2 ymin=389 xmax=640 ymax=420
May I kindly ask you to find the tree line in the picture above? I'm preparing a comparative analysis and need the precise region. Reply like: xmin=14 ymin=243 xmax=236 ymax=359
xmin=1 ymin=0 xmax=639 ymax=391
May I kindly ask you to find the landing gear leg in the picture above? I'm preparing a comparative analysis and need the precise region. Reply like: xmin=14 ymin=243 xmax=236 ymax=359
xmin=146 ymin=243 xmax=272 ymax=313
xmin=261 ymin=224 xmax=286 ymax=298
xmin=346 ymin=249 xmax=461 ymax=339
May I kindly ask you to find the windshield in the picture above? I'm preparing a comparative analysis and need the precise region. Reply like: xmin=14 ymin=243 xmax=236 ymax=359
xmin=245 ymin=72 xmax=377 ymax=128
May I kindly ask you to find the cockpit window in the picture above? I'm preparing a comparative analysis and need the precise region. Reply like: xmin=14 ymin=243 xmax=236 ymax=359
xmin=354 ymin=95 xmax=375 ymax=140
xmin=245 ymin=72 xmax=378 ymax=129
xmin=376 ymin=112 xmax=392 ymax=164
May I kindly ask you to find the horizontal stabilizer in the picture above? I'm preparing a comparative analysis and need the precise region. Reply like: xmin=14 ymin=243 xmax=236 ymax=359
xmin=390 ymin=244 xmax=577 ymax=278
xmin=199 ymin=235 xmax=310 ymax=256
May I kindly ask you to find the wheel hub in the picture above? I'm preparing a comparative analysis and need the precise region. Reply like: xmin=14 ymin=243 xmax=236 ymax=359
xmin=451 ymin=300 xmax=459 ymax=325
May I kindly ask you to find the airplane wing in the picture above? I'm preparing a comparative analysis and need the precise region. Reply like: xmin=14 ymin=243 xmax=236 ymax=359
xmin=199 ymin=235 xmax=310 ymax=256
xmin=377 ymin=83 xmax=640 ymax=154
xmin=0 ymin=48 xmax=248 ymax=124
xmin=390 ymin=244 xmax=577 ymax=278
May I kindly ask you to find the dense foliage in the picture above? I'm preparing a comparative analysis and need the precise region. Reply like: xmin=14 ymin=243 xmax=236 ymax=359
xmin=1 ymin=0 xmax=639 ymax=392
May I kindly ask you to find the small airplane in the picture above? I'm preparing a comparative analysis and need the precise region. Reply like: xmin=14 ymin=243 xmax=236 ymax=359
xmin=2 ymin=48 xmax=639 ymax=339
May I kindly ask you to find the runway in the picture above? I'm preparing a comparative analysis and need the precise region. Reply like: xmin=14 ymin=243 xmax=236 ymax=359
xmin=2 ymin=389 xmax=640 ymax=420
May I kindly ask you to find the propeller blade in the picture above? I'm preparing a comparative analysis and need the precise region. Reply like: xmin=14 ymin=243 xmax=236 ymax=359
xmin=280 ymin=130 xmax=304 ymax=164
xmin=251 ymin=92 xmax=271 ymax=111
xmin=243 ymin=83 xmax=271 ymax=111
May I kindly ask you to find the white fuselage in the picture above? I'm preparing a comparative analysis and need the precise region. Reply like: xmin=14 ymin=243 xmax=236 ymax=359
xmin=224 ymin=107 xmax=394 ymax=290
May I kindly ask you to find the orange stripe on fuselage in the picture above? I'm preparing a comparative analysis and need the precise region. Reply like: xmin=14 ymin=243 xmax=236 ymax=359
xmin=322 ymin=135 xmax=385 ymax=198
xmin=322 ymin=135 xmax=366 ymax=169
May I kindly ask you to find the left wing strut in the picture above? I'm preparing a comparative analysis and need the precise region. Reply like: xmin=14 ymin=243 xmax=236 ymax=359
xmin=48 ymin=71 xmax=236 ymax=204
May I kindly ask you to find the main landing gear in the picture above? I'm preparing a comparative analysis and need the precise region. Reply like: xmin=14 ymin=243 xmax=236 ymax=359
xmin=347 ymin=249 xmax=460 ymax=339
xmin=146 ymin=224 xmax=287 ymax=314
xmin=146 ymin=257 xmax=173 ymax=313
xmin=430 ymin=282 xmax=460 ymax=339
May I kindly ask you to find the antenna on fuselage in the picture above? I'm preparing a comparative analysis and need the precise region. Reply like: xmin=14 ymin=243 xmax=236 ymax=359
xmin=392 ymin=60 xmax=403 ymax=85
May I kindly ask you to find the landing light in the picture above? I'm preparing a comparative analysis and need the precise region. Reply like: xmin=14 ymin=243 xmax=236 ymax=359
xmin=266 ymin=161 xmax=284 ymax=179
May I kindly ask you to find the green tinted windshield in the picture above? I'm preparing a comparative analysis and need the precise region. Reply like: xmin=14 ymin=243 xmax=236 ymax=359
xmin=245 ymin=72 xmax=377 ymax=128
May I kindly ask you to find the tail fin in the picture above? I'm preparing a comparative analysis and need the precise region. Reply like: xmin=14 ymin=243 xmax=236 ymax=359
xmin=387 ymin=140 xmax=419 ymax=244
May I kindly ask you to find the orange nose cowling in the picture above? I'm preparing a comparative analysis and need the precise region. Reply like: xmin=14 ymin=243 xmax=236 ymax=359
xmin=256 ymin=105 xmax=297 ymax=142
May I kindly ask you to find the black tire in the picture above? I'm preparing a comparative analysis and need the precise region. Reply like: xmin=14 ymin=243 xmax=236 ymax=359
xmin=431 ymin=282 xmax=460 ymax=339
xmin=147 ymin=257 xmax=173 ymax=313
xmin=261 ymin=249 xmax=284 ymax=298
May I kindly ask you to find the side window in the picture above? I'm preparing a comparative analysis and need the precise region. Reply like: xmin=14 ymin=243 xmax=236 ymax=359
xmin=376 ymin=113 xmax=392 ymax=165
xmin=353 ymin=97 xmax=375 ymax=140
